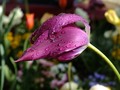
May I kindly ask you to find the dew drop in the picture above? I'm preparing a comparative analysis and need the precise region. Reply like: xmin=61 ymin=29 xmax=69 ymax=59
xmin=61 ymin=31 xmax=65 ymax=34
xmin=31 ymin=55 xmax=34 ymax=59
xmin=60 ymin=40 xmax=63 ymax=42
xmin=27 ymin=48 xmax=34 ymax=52
xmin=74 ymin=45 xmax=78 ymax=47
xmin=57 ymin=43 xmax=61 ymax=46
xmin=66 ymin=45 xmax=69 ymax=48
xmin=44 ymin=38 xmax=47 ymax=40
xmin=56 ymin=35 xmax=60 ymax=39
xmin=45 ymin=48 xmax=48 ymax=51
xmin=36 ymin=53 xmax=39 ymax=56
xmin=52 ymin=52 xmax=57 ymax=57
xmin=38 ymin=39 xmax=42 ymax=43
xmin=58 ymin=48 xmax=63 ymax=51
xmin=51 ymin=39 xmax=56 ymax=42
xmin=50 ymin=35 xmax=55 ymax=39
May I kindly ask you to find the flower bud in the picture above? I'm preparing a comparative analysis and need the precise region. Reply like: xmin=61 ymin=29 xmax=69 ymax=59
xmin=15 ymin=13 xmax=90 ymax=62
xmin=105 ymin=9 xmax=120 ymax=26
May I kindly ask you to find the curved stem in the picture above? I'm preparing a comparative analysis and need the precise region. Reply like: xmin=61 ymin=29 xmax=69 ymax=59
xmin=88 ymin=43 xmax=120 ymax=81
xmin=68 ymin=62 xmax=72 ymax=90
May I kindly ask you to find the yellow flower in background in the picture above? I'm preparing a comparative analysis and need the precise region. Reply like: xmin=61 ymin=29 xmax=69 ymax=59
xmin=16 ymin=50 xmax=23 ymax=58
xmin=11 ymin=35 xmax=21 ymax=49
xmin=112 ymin=35 xmax=120 ymax=44
xmin=112 ymin=49 xmax=120 ymax=60
xmin=105 ymin=10 xmax=120 ymax=60
xmin=22 ymin=33 xmax=31 ymax=40
xmin=105 ymin=9 xmax=120 ymax=26
xmin=40 ymin=13 xmax=54 ymax=24
xmin=6 ymin=32 xmax=14 ymax=42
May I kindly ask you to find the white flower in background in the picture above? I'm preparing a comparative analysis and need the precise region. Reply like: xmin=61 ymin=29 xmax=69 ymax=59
xmin=50 ymin=63 xmax=77 ymax=77
xmin=89 ymin=84 xmax=111 ymax=90
xmin=50 ymin=63 xmax=80 ymax=89
xmin=0 ymin=6 xmax=9 ymax=24
xmin=8 ymin=7 xmax=23 ymax=26
xmin=0 ymin=6 xmax=3 ymax=15
xmin=102 ymin=0 xmax=120 ymax=9
xmin=104 ymin=30 xmax=112 ymax=38
xmin=3 ymin=15 xmax=9 ymax=24
xmin=104 ymin=27 xmax=120 ymax=39
xmin=60 ymin=81 xmax=83 ymax=90
xmin=0 ymin=6 xmax=23 ymax=25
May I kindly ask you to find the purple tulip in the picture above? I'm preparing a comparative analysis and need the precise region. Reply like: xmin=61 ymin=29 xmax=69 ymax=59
xmin=15 ymin=13 xmax=90 ymax=62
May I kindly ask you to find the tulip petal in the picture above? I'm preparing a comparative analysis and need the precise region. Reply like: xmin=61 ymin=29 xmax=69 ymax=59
xmin=30 ymin=13 xmax=90 ymax=44
xmin=16 ymin=13 xmax=90 ymax=62
xmin=15 ymin=30 xmax=50 ymax=62
xmin=48 ymin=26 xmax=89 ymax=58
xmin=57 ymin=45 xmax=87 ymax=61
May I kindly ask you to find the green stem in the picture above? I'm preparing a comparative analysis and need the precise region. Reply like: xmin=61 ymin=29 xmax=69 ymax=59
xmin=68 ymin=62 xmax=72 ymax=90
xmin=25 ymin=0 xmax=29 ymax=13
xmin=1 ymin=59 xmax=5 ymax=90
xmin=0 ymin=0 xmax=6 ymax=39
xmin=23 ymin=36 xmax=29 ymax=51
xmin=0 ymin=44 xmax=5 ymax=90
xmin=5 ymin=10 xmax=16 ymax=34
xmin=10 ymin=57 xmax=17 ymax=90
xmin=88 ymin=43 xmax=120 ymax=81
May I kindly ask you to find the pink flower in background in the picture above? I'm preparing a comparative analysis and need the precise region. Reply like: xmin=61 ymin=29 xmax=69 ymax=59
xmin=50 ymin=74 xmax=67 ymax=88
xmin=38 ymin=59 xmax=54 ymax=67
xmin=15 ymin=13 xmax=90 ymax=62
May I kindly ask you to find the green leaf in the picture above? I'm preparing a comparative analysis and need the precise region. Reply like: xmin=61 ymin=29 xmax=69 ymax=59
xmin=5 ymin=9 xmax=16 ymax=34
xmin=4 ymin=65 xmax=15 ymax=81
xmin=0 ymin=44 xmax=4 ymax=56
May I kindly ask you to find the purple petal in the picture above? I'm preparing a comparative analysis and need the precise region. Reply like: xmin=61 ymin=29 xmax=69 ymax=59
xmin=16 ymin=13 xmax=90 ymax=62
xmin=15 ymin=31 xmax=50 ymax=62
xmin=57 ymin=45 xmax=87 ymax=61
xmin=30 ymin=13 xmax=90 ymax=44
xmin=48 ymin=26 xmax=89 ymax=58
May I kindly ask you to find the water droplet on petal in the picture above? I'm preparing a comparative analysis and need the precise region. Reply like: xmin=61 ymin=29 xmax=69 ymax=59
xmin=45 ymin=48 xmax=48 ymax=51
xmin=57 ymin=43 xmax=61 ymax=46
xmin=52 ymin=52 xmax=57 ymax=57
xmin=61 ymin=31 xmax=65 ymax=34
xmin=51 ymin=39 xmax=56 ymax=42
xmin=75 ymin=45 xmax=78 ymax=47
xmin=60 ymin=40 xmax=63 ymax=42
xmin=36 ymin=53 xmax=39 ymax=56
xmin=65 ymin=45 xmax=69 ymax=48
xmin=31 ymin=55 xmax=34 ymax=59
xmin=58 ymin=48 xmax=63 ymax=51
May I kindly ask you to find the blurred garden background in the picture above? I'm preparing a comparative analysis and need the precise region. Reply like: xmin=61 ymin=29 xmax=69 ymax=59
xmin=0 ymin=0 xmax=120 ymax=90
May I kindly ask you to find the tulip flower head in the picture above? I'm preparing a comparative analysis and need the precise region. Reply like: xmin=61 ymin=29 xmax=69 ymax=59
xmin=14 ymin=13 xmax=120 ymax=82
xmin=15 ymin=13 xmax=90 ymax=62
